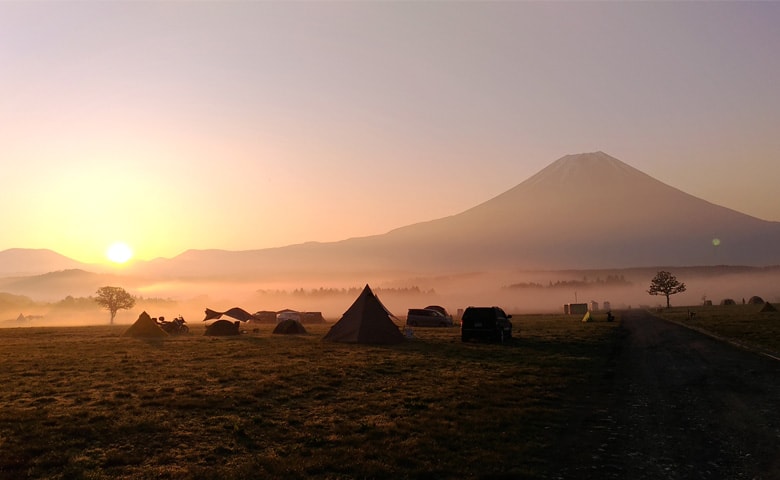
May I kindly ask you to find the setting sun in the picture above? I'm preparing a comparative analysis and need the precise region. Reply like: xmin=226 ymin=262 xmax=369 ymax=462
xmin=106 ymin=242 xmax=133 ymax=264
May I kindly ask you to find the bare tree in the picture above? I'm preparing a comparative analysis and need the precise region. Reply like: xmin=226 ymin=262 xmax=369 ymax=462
xmin=648 ymin=271 xmax=687 ymax=308
xmin=94 ymin=286 xmax=136 ymax=324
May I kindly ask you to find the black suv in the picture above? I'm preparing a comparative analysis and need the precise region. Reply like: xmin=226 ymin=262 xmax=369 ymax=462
xmin=460 ymin=306 xmax=513 ymax=343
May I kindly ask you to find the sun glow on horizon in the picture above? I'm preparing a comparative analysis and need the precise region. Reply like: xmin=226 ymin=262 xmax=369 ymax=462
xmin=106 ymin=242 xmax=133 ymax=264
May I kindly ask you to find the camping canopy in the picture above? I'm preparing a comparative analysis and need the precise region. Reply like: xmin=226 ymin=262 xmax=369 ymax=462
xmin=323 ymin=284 xmax=404 ymax=344
xmin=203 ymin=307 xmax=257 ymax=322
xmin=123 ymin=311 xmax=168 ymax=338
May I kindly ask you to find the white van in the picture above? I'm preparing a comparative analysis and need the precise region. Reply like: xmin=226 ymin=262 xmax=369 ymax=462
xmin=277 ymin=311 xmax=301 ymax=323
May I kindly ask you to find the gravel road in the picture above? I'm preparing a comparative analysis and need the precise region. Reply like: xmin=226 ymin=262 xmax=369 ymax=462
xmin=554 ymin=309 xmax=780 ymax=480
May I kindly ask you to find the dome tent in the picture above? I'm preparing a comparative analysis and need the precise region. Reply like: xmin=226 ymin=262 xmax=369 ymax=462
xmin=273 ymin=319 xmax=308 ymax=335
xmin=204 ymin=320 xmax=241 ymax=336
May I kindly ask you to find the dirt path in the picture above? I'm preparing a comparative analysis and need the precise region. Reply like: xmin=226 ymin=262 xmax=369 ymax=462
xmin=554 ymin=309 xmax=780 ymax=480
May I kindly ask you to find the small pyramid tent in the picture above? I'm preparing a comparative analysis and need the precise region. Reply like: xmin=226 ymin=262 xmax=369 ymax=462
xmin=324 ymin=284 xmax=404 ymax=344
xmin=123 ymin=311 xmax=168 ymax=338
xmin=273 ymin=319 xmax=308 ymax=335
xmin=760 ymin=302 xmax=777 ymax=313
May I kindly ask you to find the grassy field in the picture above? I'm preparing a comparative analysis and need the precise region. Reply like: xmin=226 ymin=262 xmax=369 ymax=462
xmin=0 ymin=315 xmax=619 ymax=479
xmin=654 ymin=303 xmax=780 ymax=357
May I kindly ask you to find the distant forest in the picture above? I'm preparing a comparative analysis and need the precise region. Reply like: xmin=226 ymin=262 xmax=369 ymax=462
xmin=255 ymin=286 xmax=436 ymax=297
xmin=503 ymin=275 xmax=632 ymax=290
xmin=0 ymin=292 xmax=176 ymax=313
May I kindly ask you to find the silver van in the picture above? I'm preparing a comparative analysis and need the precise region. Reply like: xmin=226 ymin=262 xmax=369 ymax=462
xmin=406 ymin=308 xmax=454 ymax=327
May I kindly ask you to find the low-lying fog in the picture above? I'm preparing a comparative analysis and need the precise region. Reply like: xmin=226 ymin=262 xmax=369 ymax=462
xmin=3 ymin=267 xmax=779 ymax=327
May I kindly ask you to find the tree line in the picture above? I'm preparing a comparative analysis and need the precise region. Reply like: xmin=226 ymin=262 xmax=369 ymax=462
xmin=1 ymin=289 xmax=176 ymax=325
xmin=255 ymin=286 xmax=436 ymax=297
xmin=504 ymin=275 xmax=631 ymax=290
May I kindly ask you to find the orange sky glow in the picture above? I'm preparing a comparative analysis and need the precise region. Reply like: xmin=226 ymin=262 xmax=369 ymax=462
xmin=2 ymin=2 xmax=779 ymax=264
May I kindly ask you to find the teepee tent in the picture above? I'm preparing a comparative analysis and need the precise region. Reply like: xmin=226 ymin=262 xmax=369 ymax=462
xmin=760 ymin=302 xmax=777 ymax=313
xmin=123 ymin=311 xmax=168 ymax=338
xmin=323 ymin=285 xmax=404 ymax=344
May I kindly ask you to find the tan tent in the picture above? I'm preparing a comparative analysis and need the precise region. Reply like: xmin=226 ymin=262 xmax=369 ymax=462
xmin=251 ymin=311 xmax=278 ymax=323
xmin=273 ymin=319 xmax=308 ymax=335
xmin=300 ymin=311 xmax=326 ymax=324
xmin=323 ymin=284 xmax=404 ymax=344
xmin=123 ymin=311 xmax=168 ymax=338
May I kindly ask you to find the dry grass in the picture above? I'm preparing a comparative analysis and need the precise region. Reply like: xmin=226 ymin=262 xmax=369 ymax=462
xmin=655 ymin=304 xmax=780 ymax=357
xmin=0 ymin=316 xmax=618 ymax=479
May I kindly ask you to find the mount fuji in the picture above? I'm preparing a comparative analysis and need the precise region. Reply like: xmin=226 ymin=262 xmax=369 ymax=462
xmin=3 ymin=151 xmax=779 ymax=280
xmin=135 ymin=151 xmax=780 ymax=277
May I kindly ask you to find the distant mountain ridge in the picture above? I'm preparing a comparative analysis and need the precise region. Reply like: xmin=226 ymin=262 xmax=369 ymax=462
xmin=3 ymin=152 xmax=779 ymax=279
xmin=0 ymin=269 xmax=127 ymax=301
xmin=0 ymin=249 xmax=86 ymax=276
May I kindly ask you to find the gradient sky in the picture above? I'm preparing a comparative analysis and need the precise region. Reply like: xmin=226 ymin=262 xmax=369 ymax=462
xmin=2 ymin=1 xmax=779 ymax=265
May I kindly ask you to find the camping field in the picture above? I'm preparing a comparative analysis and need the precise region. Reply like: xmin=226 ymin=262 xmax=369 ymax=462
xmin=0 ymin=314 xmax=620 ymax=479
xmin=654 ymin=303 xmax=780 ymax=357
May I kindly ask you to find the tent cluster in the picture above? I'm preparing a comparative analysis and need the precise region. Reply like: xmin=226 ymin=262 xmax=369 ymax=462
xmin=204 ymin=307 xmax=325 ymax=325
xmin=748 ymin=296 xmax=780 ymax=313
xmin=202 ymin=307 xmax=307 ymax=337
xmin=135 ymin=285 xmax=403 ymax=343
xmin=719 ymin=297 xmax=777 ymax=309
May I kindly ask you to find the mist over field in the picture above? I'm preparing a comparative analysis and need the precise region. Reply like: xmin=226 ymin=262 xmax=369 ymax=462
xmin=3 ymin=265 xmax=779 ymax=328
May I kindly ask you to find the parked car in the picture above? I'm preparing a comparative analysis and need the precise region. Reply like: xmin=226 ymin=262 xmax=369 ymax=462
xmin=460 ymin=306 xmax=513 ymax=343
xmin=424 ymin=305 xmax=453 ymax=320
xmin=406 ymin=308 xmax=454 ymax=327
